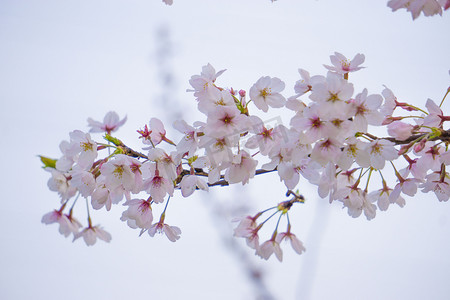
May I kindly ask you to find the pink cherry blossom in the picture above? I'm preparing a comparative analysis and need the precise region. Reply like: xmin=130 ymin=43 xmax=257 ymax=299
xmin=233 ymin=216 xmax=260 ymax=250
xmin=70 ymin=168 xmax=96 ymax=197
xmin=189 ymin=63 xmax=226 ymax=99
xmin=144 ymin=167 xmax=174 ymax=203
xmin=309 ymin=72 xmax=354 ymax=118
xmin=87 ymin=111 xmax=127 ymax=134
xmin=148 ymin=148 xmax=180 ymax=181
xmin=47 ymin=170 xmax=77 ymax=201
xmin=323 ymin=52 xmax=365 ymax=74
xmin=441 ymin=150 xmax=450 ymax=165
xmin=421 ymin=172 xmax=450 ymax=202
xmin=173 ymin=120 xmax=200 ymax=157
xmin=205 ymin=106 xmax=248 ymax=138
xmin=91 ymin=180 xmax=123 ymax=211
xmin=276 ymin=231 xmax=306 ymax=255
xmin=336 ymin=137 xmax=370 ymax=170
xmin=387 ymin=121 xmax=414 ymax=141
xmin=148 ymin=118 xmax=168 ymax=146
xmin=290 ymin=104 xmax=329 ymax=143
xmin=55 ymin=140 xmax=79 ymax=172
xmin=244 ymin=116 xmax=283 ymax=155
xmin=224 ymin=150 xmax=258 ymax=185
xmin=390 ymin=176 xmax=422 ymax=202
xmin=257 ymin=238 xmax=283 ymax=261
xmin=249 ymin=76 xmax=286 ymax=112
xmin=415 ymin=144 xmax=443 ymax=174
xmin=121 ymin=199 xmax=153 ymax=229
xmin=366 ymin=139 xmax=398 ymax=170
xmin=69 ymin=130 xmax=98 ymax=170
xmin=388 ymin=0 xmax=443 ymax=19
xmin=100 ymin=154 xmax=136 ymax=191
xmin=294 ymin=68 xmax=324 ymax=95
xmin=148 ymin=221 xmax=181 ymax=242
xmin=73 ymin=225 xmax=112 ymax=246
xmin=349 ymin=88 xmax=384 ymax=133
xmin=197 ymin=87 xmax=235 ymax=114
xmin=42 ymin=210 xmax=81 ymax=237
xmin=423 ymin=98 xmax=444 ymax=128
xmin=380 ymin=86 xmax=398 ymax=116
xmin=310 ymin=138 xmax=342 ymax=166
xmin=179 ymin=174 xmax=209 ymax=197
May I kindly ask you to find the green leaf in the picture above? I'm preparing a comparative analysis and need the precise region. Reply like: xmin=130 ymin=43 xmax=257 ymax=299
xmin=38 ymin=155 xmax=57 ymax=169
xmin=104 ymin=134 xmax=123 ymax=146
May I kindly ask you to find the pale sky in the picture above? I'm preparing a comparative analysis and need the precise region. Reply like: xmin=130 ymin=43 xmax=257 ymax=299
xmin=1 ymin=1 xmax=449 ymax=299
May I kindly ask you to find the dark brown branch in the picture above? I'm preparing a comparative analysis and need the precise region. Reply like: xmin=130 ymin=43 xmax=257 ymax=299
xmin=366 ymin=128 xmax=450 ymax=145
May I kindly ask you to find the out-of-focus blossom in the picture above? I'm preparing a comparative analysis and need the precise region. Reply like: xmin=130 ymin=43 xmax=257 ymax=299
xmin=87 ymin=111 xmax=127 ymax=134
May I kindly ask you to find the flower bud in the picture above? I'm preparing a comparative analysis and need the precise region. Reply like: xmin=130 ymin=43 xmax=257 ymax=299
xmin=387 ymin=121 xmax=413 ymax=141
xmin=398 ymin=143 xmax=412 ymax=155
xmin=413 ymin=138 xmax=427 ymax=153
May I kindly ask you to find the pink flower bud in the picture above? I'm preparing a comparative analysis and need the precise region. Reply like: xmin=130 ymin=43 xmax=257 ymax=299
xmin=413 ymin=139 xmax=427 ymax=152
xmin=398 ymin=144 xmax=412 ymax=155
xmin=239 ymin=89 xmax=246 ymax=97
xmin=387 ymin=121 xmax=413 ymax=141
xmin=382 ymin=116 xmax=402 ymax=125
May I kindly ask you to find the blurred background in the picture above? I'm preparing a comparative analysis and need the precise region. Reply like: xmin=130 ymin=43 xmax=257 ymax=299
xmin=0 ymin=0 xmax=449 ymax=299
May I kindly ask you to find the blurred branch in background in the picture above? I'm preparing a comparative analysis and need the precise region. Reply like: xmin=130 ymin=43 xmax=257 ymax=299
xmin=296 ymin=199 xmax=331 ymax=300
xmin=202 ymin=188 xmax=275 ymax=300
xmin=154 ymin=24 xmax=183 ymax=122
xmin=153 ymin=24 xmax=274 ymax=300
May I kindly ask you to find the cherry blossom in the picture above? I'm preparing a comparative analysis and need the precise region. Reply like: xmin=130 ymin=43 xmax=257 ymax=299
xmin=421 ymin=172 xmax=450 ymax=202
xmin=73 ymin=225 xmax=112 ymax=246
xmin=121 ymin=199 xmax=154 ymax=229
xmin=40 ymin=53 xmax=449 ymax=261
xmin=173 ymin=120 xmax=200 ymax=157
xmin=388 ymin=0 xmax=444 ymax=19
xmin=276 ymin=231 xmax=306 ymax=255
xmin=143 ymin=167 xmax=174 ymax=203
xmin=366 ymin=139 xmax=398 ymax=170
xmin=189 ymin=63 xmax=226 ymax=99
xmin=69 ymin=130 xmax=98 ymax=170
xmin=179 ymin=174 xmax=208 ymax=197
xmin=87 ymin=111 xmax=127 ymax=134
xmin=70 ymin=168 xmax=96 ymax=197
xmin=100 ymin=154 xmax=136 ymax=191
xmin=387 ymin=121 xmax=414 ymax=141
xmin=47 ymin=170 xmax=77 ymax=201
xmin=205 ymin=106 xmax=249 ymax=138
xmin=294 ymin=68 xmax=324 ymax=95
xmin=148 ymin=221 xmax=182 ymax=242
xmin=349 ymin=88 xmax=384 ymax=133
xmin=224 ymin=150 xmax=258 ymax=185
xmin=257 ymin=238 xmax=283 ymax=261
xmin=233 ymin=215 xmax=262 ymax=250
xmin=423 ymin=98 xmax=444 ymax=128
xmin=324 ymin=52 xmax=365 ymax=75
xmin=249 ymin=76 xmax=286 ymax=112
xmin=309 ymin=72 xmax=354 ymax=117
xmin=42 ymin=210 xmax=81 ymax=237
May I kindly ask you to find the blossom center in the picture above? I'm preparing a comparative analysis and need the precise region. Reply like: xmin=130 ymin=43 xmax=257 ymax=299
xmin=221 ymin=114 xmax=233 ymax=125
xmin=259 ymin=88 xmax=271 ymax=98
xmin=81 ymin=142 xmax=93 ymax=151
xmin=328 ymin=92 xmax=340 ymax=102
xmin=113 ymin=165 xmax=124 ymax=179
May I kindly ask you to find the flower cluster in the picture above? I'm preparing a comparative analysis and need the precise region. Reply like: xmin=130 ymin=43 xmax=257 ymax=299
xmin=40 ymin=53 xmax=449 ymax=260
xmin=387 ymin=0 xmax=449 ymax=19
xmin=162 ymin=0 xmax=449 ymax=20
